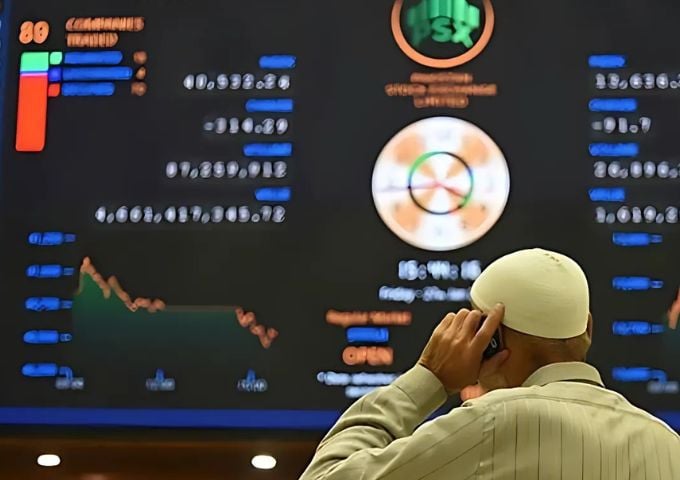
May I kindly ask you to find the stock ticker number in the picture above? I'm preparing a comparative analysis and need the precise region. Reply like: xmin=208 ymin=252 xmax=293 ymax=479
xmin=95 ymin=205 xmax=286 ymax=225
xmin=595 ymin=206 xmax=679 ymax=225
xmin=166 ymin=161 xmax=287 ymax=180
xmin=594 ymin=161 xmax=680 ymax=179
xmin=591 ymin=117 xmax=652 ymax=135
xmin=183 ymin=73 xmax=291 ymax=91
xmin=595 ymin=72 xmax=680 ymax=90
xmin=203 ymin=117 xmax=289 ymax=136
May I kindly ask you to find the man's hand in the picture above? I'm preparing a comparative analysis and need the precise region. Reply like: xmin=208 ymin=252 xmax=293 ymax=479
xmin=418 ymin=304 xmax=509 ymax=394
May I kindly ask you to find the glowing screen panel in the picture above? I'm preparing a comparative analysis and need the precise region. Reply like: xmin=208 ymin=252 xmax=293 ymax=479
xmin=0 ymin=0 xmax=678 ymax=429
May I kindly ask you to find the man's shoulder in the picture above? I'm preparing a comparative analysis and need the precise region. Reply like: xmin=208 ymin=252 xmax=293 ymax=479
xmin=465 ymin=379 xmax=631 ymax=408
xmin=462 ymin=383 xmax=680 ymax=439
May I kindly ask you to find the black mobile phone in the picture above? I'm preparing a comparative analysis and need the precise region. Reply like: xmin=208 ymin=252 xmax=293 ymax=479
xmin=479 ymin=313 xmax=502 ymax=360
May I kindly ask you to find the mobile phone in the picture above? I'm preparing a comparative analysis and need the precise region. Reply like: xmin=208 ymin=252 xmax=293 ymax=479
xmin=479 ymin=313 xmax=502 ymax=360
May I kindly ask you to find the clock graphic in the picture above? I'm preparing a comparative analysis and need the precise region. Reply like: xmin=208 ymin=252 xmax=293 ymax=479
xmin=372 ymin=117 xmax=510 ymax=251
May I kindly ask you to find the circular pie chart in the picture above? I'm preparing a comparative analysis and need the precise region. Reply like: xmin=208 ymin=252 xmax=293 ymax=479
xmin=372 ymin=117 xmax=510 ymax=251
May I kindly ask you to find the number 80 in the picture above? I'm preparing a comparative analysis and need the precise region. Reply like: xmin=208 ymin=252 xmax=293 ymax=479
xmin=19 ymin=20 xmax=50 ymax=45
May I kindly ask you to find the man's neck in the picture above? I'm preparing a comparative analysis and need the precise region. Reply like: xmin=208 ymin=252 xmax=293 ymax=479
xmin=516 ymin=354 xmax=584 ymax=387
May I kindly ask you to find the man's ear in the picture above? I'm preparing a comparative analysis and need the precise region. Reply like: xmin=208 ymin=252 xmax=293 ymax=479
xmin=586 ymin=312 xmax=593 ymax=341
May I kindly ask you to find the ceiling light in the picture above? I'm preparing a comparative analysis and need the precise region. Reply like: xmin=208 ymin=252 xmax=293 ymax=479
xmin=37 ymin=454 xmax=61 ymax=467
xmin=251 ymin=454 xmax=277 ymax=470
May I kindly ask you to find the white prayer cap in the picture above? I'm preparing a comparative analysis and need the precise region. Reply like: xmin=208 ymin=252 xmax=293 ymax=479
xmin=470 ymin=248 xmax=590 ymax=339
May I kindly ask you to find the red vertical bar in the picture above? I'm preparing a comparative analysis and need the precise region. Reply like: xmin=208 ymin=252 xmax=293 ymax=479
xmin=15 ymin=74 xmax=48 ymax=152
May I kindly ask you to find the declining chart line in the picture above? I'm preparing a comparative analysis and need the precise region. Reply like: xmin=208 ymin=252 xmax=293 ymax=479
xmin=78 ymin=257 xmax=279 ymax=348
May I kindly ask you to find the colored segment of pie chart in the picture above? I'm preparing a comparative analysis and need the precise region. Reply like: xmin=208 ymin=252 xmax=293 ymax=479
xmin=372 ymin=117 xmax=510 ymax=251
xmin=407 ymin=151 xmax=474 ymax=215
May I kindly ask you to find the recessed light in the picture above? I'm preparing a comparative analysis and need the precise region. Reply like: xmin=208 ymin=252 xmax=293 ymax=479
xmin=251 ymin=454 xmax=277 ymax=470
xmin=37 ymin=454 xmax=61 ymax=467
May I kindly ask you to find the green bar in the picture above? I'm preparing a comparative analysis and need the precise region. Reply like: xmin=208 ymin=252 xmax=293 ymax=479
xmin=428 ymin=0 xmax=440 ymax=18
xmin=418 ymin=0 xmax=428 ymax=22
xmin=406 ymin=6 xmax=417 ymax=27
xmin=49 ymin=51 xmax=63 ymax=66
xmin=20 ymin=52 xmax=49 ymax=73
xmin=407 ymin=1 xmax=427 ymax=26
xmin=406 ymin=7 xmax=420 ymax=28
xmin=442 ymin=0 xmax=453 ymax=18
xmin=453 ymin=0 xmax=466 ymax=21
xmin=467 ymin=5 xmax=480 ymax=29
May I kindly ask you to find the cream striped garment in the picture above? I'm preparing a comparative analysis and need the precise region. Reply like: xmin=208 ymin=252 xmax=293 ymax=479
xmin=300 ymin=362 xmax=680 ymax=479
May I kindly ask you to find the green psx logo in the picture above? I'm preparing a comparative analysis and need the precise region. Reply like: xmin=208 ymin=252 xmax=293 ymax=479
xmin=406 ymin=0 xmax=481 ymax=49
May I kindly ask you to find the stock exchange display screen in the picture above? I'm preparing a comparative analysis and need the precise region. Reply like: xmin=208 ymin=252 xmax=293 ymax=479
xmin=0 ymin=0 xmax=679 ymax=429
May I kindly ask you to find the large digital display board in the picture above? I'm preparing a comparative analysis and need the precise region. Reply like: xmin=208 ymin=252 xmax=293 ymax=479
xmin=0 ymin=0 xmax=678 ymax=429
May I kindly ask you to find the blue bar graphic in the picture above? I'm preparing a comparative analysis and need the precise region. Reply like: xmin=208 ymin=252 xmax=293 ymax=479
xmin=612 ymin=367 xmax=667 ymax=383
xmin=28 ymin=232 xmax=77 ymax=246
xmin=588 ymin=187 xmax=625 ymax=202
xmin=48 ymin=67 xmax=62 ymax=82
xmin=26 ymin=264 xmax=75 ymax=278
xmin=588 ymin=55 xmax=626 ymax=68
xmin=656 ymin=412 xmax=680 ymax=431
xmin=244 ymin=143 xmax=292 ymax=157
xmin=0 ymin=407 xmax=341 ymax=429
xmin=22 ymin=363 xmax=59 ymax=377
xmin=246 ymin=98 xmax=294 ymax=113
xmin=588 ymin=98 xmax=637 ymax=112
xmin=255 ymin=187 xmax=291 ymax=202
xmin=25 ymin=297 xmax=73 ymax=312
xmin=23 ymin=330 xmax=72 ymax=344
xmin=612 ymin=321 xmax=664 ymax=336
xmin=63 ymin=51 xmax=123 ymax=65
xmin=62 ymin=66 xmax=132 ymax=81
xmin=612 ymin=232 xmax=663 ymax=247
xmin=612 ymin=276 xmax=664 ymax=291
xmin=62 ymin=82 xmax=115 ymax=97
xmin=347 ymin=327 xmax=390 ymax=343
xmin=259 ymin=55 xmax=297 ymax=69
xmin=589 ymin=143 xmax=639 ymax=157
